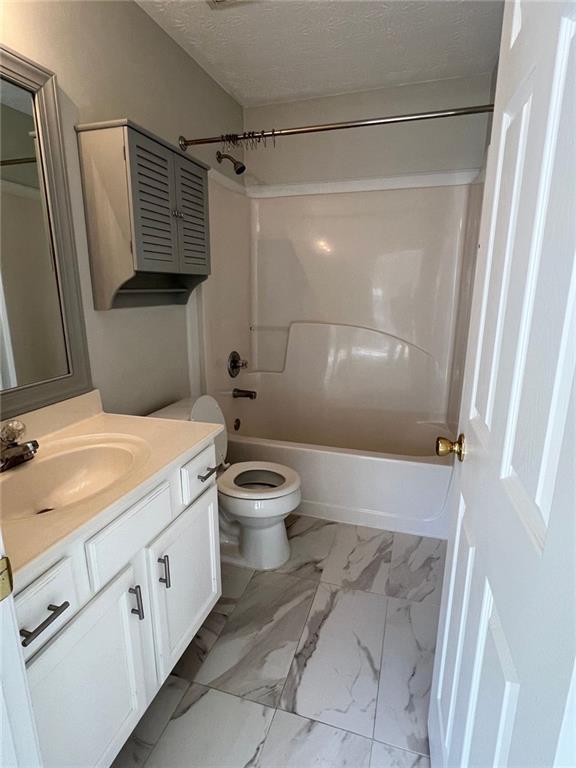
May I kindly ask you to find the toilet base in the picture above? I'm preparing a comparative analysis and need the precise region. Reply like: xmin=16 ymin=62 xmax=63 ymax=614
xmin=239 ymin=518 xmax=290 ymax=570
xmin=218 ymin=488 xmax=301 ymax=571
xmin=219 ymin=518 xmax=291 ymax=571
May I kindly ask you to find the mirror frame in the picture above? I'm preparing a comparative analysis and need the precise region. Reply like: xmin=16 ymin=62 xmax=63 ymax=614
xmin=0 ymin=46 xmax=92 ymax=418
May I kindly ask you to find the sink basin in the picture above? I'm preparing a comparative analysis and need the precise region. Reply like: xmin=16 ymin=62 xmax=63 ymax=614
xmin=0 ymin=434 xmax=151 ymax=521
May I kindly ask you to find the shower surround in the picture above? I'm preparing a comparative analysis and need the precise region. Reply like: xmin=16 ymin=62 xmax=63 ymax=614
xmin=201 ymin=176 xmax=482 ymax=536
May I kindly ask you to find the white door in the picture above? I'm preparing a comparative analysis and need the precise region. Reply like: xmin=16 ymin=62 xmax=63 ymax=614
xmin=0 ymin=534 xmax=42 ymax=768
xmin=147 ymin=485 xmax=220 ymax=681
xmin=27 ymin=566 xmax=147 ymax=768
xmin=429 ymin=2 xmax=576 ymax=767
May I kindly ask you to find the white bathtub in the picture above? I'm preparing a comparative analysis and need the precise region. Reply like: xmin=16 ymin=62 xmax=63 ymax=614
xmin=152 ymin=394 xmax=454 ymax=539
xmin=228 ymin=427 xmax=453 ymax=540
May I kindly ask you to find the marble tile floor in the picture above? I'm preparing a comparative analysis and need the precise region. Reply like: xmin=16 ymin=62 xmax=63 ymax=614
xmin=113 ymin=516 xmax=446 ymax=768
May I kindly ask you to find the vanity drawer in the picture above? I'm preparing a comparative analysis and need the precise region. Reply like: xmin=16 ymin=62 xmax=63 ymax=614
xmin=180 ymin=444 xmax=217 ymax=506
xmin=86 ymin=483 xmax=172 ymax=591
xmin=15 ymin=558 xmax=80 ymax=662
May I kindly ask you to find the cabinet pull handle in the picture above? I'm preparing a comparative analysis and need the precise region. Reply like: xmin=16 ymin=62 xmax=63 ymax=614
xmin=198 ymin=465 xmax=218 ymax=482
xmin=158 ymin=555 xmax=171 ymax=589
xmin=129 ymin=585 xmax=145 ymax=620
xmin=19 ymin=601 xmax=70 ymax=647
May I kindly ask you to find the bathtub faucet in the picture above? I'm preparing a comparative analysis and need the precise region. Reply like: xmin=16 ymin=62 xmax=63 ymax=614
xmin=233 ymin=388 xmax=257 ymax=400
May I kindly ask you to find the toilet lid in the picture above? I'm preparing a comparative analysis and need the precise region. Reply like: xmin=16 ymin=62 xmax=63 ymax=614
xmin=191 ymin=395 xmax=228 ymax=465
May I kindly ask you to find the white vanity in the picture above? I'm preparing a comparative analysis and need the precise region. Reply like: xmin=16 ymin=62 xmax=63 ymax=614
xmin=1 ymin=391 xmax=223 ymax=768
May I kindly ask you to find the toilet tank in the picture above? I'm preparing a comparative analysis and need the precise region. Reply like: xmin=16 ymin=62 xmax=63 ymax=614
xmin=148 ymin=398 xmax=193 ymax=421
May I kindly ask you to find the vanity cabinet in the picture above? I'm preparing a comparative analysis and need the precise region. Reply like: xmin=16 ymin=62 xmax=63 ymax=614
xmin=76 ymin=119 xmax=211 ymax=309
xmin=13 ymin=435 xmax=221 ymax=768
xmin=27 ymin=567 xmax=147 ymax=768
xmin=147 ymin=485 xmax=220 ymax=679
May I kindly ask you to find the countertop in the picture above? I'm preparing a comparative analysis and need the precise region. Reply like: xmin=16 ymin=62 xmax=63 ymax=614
xmin=1 ymin=411 xmax=223 ymax=574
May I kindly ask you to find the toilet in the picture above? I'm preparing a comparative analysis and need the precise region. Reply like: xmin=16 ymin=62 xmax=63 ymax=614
xmin=151 ymin=396 xmax=301 ymax=570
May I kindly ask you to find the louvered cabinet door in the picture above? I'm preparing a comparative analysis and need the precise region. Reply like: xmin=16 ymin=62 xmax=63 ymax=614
xmin=126 ymin=131 xmax=179 ymax=273
xmin=174 ymin=156 xmax=211 ymax=275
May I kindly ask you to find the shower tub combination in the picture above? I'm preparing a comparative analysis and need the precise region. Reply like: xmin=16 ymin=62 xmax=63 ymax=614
xmin=222 ymin=323 xmax=455 ymax=540
xmin=204 ymin=182 xmax=479 ymax=541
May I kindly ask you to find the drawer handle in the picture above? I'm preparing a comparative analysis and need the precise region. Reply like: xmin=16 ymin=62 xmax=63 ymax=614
xmin=19 ymin=601 xmax=70 ymax=647
xmin=158 ymin=555 xmax=171 ymax=589
xmin=129 ymin=585 xmax=145 ymax=620
xmin=197 ymin=465 xmax=218 ymax=483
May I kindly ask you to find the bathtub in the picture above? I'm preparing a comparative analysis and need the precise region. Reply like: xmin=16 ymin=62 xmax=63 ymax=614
xmin=152 ymin=395 xmax=453 ymax=539
xmin=227 ymin=424 xmax=453 ymax=540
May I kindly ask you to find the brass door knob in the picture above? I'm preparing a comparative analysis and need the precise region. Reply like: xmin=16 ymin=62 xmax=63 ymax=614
xmin=436 ymin=433 xmax=466 ymax=462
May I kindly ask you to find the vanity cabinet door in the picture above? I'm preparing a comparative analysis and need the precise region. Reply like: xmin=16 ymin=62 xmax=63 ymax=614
xmin=173 ymin=155 xmax=211 ymax=276
xmin=125 ymin=130 xmax=180 ymax=273
xmin=27 ymin=566 xmax=147 ymax=768
xmin=147 ymin=485 xmax=220 ymax=681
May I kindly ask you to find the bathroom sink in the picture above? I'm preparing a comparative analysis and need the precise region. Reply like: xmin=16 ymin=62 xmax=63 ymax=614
xmin=0 ymin=434 xmax=151 ymax=521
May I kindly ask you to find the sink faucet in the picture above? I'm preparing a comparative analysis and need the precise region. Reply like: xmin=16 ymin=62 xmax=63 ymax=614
xmin=0 ymin=420 xmax=39 ymax=473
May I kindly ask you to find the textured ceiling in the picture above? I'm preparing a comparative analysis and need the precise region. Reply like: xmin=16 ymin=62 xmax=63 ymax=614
xmin=137 ymin=0 xmax=503 ymax=107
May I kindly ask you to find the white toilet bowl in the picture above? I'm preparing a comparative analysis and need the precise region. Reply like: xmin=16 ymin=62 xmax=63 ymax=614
xmin=150 ymin=396 xmax=301 ymax=570
xmin=217 ymin=461 xmax=301 ymax=569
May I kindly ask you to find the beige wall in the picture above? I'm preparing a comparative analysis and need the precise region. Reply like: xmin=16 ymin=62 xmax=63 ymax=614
xmin=244 ymin=75 xmax=492 ymax=186
xmin=2 ymin=0 xmax=243 ymax=414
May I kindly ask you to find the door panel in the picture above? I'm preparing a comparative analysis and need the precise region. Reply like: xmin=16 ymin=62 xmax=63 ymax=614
xmin=0 ymin=538 xmax=41 ymax=768
xmin=27 ymin=567 xmax=146 ymax=768
xmin=126 ymin=130 xmax=179 ymax=273
xmin=147 ymin=485 xmax=220 ymax=681
xmin=436 ymin=502 xmax=476 ymax=753
xmin=467 ymin=605 xmax=519 ymax=768
xmin=174 ymin=156 xmax=211 ymax=275
xmin=429 ymin=4 xmax=576 ymax=766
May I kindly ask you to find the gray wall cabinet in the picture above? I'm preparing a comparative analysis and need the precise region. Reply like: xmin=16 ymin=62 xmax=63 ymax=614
xmin=77 ymin=120 xmax=210 ymax=309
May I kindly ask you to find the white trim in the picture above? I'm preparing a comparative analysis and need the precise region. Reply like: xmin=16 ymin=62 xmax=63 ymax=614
xmin=246 ymin=169 xmax=481 ymax=198
xmin=207 ymin=168 xmax=246 ymax=195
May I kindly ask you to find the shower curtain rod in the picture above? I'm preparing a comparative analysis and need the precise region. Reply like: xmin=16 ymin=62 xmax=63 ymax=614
xmin=179 ymin=103 xmax=494 ymax=150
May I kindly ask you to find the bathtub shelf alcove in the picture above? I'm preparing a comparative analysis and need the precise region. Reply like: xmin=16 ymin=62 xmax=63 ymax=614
xmin=76 ymin=119 xmax=210 ymax=309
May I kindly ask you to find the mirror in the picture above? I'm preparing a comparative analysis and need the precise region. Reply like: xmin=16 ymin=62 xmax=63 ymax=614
xmin=1 ymin=78 xmax=69 ymax=388
xmin=0 ymin=48 xmax=91 ymax=418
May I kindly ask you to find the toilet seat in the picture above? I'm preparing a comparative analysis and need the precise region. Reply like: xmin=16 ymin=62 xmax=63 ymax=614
xmin=218 ymin=461 xmax=300 ymax=501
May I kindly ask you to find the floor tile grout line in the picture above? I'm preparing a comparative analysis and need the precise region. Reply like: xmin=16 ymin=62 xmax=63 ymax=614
xmin=276 ymin=704 xmax=376 ymax=743
xmin=137 ymin=677 xmax=192 ymax=768
xmin=372 ymin=594 xmax=390 ymax=741
xmin=267 ymin=568 xmax=444 ymax=609
xmin=255 ymin=706 xmax=281 ymax=764
xmin=275 ymin=580 xmax=322 ymax=708
xmin=370 ymin=736 xmax=432 ymax=761
xmin=180 ymin=682 xmax=378 ymax=745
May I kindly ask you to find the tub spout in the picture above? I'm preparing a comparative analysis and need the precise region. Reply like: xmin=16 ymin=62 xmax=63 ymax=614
xmin=233 ymin=388 xmax=257 ymax=400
